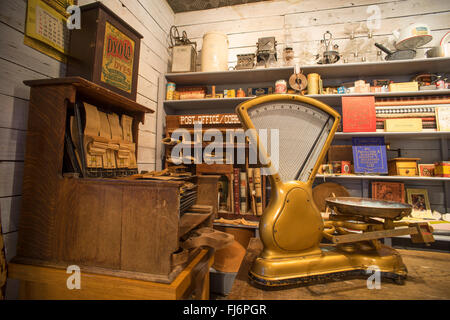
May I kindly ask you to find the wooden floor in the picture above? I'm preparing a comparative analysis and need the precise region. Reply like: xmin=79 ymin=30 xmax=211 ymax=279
xmin=228 ymin=238 xmax=450 ymax=300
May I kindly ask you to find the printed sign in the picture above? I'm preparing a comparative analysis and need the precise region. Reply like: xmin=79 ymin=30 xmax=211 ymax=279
xmin=101 ymin=22 xmax=135 ymax=94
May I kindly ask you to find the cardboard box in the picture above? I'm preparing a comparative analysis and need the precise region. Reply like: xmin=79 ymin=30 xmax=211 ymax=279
xmin=385 ymin=118 xmax=422 ymax=132
xmin=434 ymin=161 xmax=450 ymax=177
xmin=389 ymin=82 xmax=419 ymax=92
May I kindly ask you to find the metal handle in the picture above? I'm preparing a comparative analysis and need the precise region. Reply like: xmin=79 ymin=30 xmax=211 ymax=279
xmin=375 ymin=43 xmax=393 ymax=55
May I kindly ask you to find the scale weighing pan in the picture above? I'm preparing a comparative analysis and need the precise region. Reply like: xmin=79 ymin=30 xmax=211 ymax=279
xmin=325 ymin=197 xmax=412 ymax=219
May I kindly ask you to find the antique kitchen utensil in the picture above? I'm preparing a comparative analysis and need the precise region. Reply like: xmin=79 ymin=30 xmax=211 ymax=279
xmin=375 ymin=42 xmax=415 ymax=61
xmin=393 ymin=23 xmax=432 ymax=50
xmin=256 ymin=37 xmax=277 ymax=68
xmin=236 ymin=94 xmax=434 ymax=287
xmin=236 ymin=53 xmax=256 ymax=70
xmin=316 ymin=31 xmax=340 ymax=64
xmin=169 ymin=26 xmax=197 ymax=73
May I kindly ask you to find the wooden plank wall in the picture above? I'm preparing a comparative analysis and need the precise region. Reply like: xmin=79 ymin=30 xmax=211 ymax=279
xmin=0 ymin=0 xmax=174 ymax=298
xmin=174 ymin=0 xmax=450 ymax=67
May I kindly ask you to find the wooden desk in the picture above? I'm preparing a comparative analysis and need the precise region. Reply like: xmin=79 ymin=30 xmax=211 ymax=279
xmin=8 ymin=249 xmax=213 ymax=300
xmin=228 ymin=238 xmax=450 ymax=300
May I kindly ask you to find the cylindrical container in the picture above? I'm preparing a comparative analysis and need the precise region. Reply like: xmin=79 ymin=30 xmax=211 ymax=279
xmin=332 ymin=161 xmax=341 ymax=174
xmin=341 ymin=161 xmax=351 ymax=174
xmin=166 ymin=82 xmax=176 ymax=100
xmin=275 ymin=80 xmax=287 ymax=93
xmin=237 ymin=88 xmax=246 ymax=97
xmin=307 ymin=73 xmax=320 ymax=95
xmin=201 ymin=32 xmax=229 ymax=72
xmin=436 ymin=80 xmax=445 ymax=90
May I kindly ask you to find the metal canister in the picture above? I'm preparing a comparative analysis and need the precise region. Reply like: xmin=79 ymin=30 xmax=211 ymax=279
xmin=275 ymin=80 xmax=287 ymax=93
xmin=166 ymin=82 xmax=176 ymax=100
xmin=307 ymin=73 xmax=320 ymax=95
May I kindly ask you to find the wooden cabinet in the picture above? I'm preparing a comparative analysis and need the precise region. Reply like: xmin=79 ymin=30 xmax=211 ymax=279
xmin=13 ymin=77 xmax=219 ymax=285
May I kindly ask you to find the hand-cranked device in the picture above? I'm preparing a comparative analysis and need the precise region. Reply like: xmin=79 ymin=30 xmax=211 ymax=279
xmin=236 ymin=94 xmax=434 ymax=287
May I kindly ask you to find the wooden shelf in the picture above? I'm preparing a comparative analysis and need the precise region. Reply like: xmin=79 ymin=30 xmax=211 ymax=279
xmin=165 ymin=57 xmax=450 ymax=85
xmin=315 ymin=174 xmax=450 ymax=181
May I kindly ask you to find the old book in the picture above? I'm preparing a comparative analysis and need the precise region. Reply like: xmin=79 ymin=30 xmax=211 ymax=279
xmin=352 ymin=137 xmax=388 ymax=174
xmin=247 ymin=168 xmax=256 ymax=215
xmin=342 ymin=96 xmax=376 ymax=132
xmin=233 ymin=168 xmax=240 ymax=214
xmin=436 ymin=106 xmax=450 ymax=131
xmin=371 ymin=182 xmax=405 ymax=203
xmin=254 ymin=168 xmax=263 ymax=216
xmin=239 ymin=171 xmax=248 ymax=214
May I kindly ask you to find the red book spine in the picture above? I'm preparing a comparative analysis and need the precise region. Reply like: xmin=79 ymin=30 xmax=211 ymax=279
xmin=342 ymin=96 xmax=376 ymax=132
xmin=233 ymin=168 xmax=240 ymax=214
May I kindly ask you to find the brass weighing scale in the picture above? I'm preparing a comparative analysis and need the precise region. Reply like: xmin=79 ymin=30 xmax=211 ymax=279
xmin=236 ymin=94 xmax=434 ymax=287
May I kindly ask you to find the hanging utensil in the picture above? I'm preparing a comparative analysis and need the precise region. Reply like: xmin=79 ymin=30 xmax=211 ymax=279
xmin=374 ymin=43 xmax=415 ymax=61
xmin=316 ymin=31 xmax=340 ymax=64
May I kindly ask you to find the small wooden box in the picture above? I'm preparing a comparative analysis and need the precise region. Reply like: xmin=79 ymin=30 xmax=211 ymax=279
xmin=66 ymin=2 xmax=142 ymax=101
xmin=385 ymin=118 xmax=422 ymax=132
xmin=388 ymin=158 xmax=420 ymax=176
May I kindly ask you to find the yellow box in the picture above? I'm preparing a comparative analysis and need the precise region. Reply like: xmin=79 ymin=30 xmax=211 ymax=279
xmin=385 ymin=118 xmax=422 ymax=132
xmin=389 ymin=82 xmax=419 ymax=92
xmin=434 ymin=161 xmax=450 ymax=177
xmin=388 ymin=158 xmax=420 ymax=176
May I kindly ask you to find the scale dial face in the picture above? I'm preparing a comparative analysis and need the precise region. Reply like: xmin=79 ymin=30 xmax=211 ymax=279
xmin=246 ymin=100 xmax=334 ymax=183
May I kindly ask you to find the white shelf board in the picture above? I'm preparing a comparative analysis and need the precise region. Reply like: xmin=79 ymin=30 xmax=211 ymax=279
xmin=315 ymin=174 xmax=450 ymax=181
xmin=334 ymin=131 xmax=450 ymax=140
xmin=164 ymin=89 xmax=450 ymax=111
xmin=165 ymin=57 xmax=450 ymax=85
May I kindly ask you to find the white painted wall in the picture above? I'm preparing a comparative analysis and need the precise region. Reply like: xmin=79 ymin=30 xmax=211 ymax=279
xmin=174 ymin=0 xmax=450 ymax=67
xmin=0 ymin=0 xmax=174 ymax=298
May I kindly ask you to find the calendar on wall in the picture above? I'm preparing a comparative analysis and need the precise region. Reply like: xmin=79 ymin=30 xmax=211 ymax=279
xmin=24 ymin=0 xmax=75 ymax=62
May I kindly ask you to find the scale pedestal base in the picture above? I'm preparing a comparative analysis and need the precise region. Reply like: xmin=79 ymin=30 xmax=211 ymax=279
xmin=249 ymin=243 xmax=407 ymax=287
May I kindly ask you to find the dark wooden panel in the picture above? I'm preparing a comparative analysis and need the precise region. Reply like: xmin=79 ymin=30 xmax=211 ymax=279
xmin=17 ymin=84 xmax=75 ymax=261
xmin=55 ymin=179 xmax=123 ymax=269
xmin=120 ymin=184 xmax=179 ymax=275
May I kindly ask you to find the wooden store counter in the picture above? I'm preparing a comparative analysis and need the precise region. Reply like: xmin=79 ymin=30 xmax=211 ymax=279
xmin=8 ymin=249 xmax=213 ymax=300
xmin=228 ymin=238 xmax=450 ymax=300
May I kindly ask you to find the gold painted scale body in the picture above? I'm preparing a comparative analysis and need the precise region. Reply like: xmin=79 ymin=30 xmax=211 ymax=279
xmin=236 ymin=94 xmax=434 ymax=287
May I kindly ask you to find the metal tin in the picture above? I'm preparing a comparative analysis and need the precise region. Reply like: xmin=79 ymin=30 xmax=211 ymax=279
xmin=436 ymin=80 xmax=445 ymax=90
xmin=166 ymin=82 xmax=176 ymax=100
xmin=275 ymin=80 xmax=287 ymax=93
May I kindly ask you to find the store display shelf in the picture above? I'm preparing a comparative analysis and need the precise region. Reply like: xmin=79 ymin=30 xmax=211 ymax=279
xmin=315 ymin=174 xmax=450 ymax=181
xmin=164 ymin=89 xmax=450 ymax=112
xmin=334 ymin=131 xmax=450 ymax=140
xmin=165 ymin=57 xmax=450 ymax=85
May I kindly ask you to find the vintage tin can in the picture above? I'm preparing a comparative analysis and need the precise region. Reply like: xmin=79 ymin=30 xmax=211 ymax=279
xmin=341 ymin=161 xmax=352 ymax=174
xmin=236 ymin=88 xmax=246 ymax=97
xmin=275 ymin=80 xmax=287 ymax=93
xmin=166 ymin=82 xmax=176 ymax=100
xmin=436 ymin=80 xmax=445 ymax=90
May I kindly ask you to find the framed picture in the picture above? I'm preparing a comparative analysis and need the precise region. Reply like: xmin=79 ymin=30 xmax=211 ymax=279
xmin=418 ymin=164 xmax=435 ymax=177
xmin=406 ymin=188 xmax=432 ymax=219
xmin=371 ymin=181 xmax=405 ymax=203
